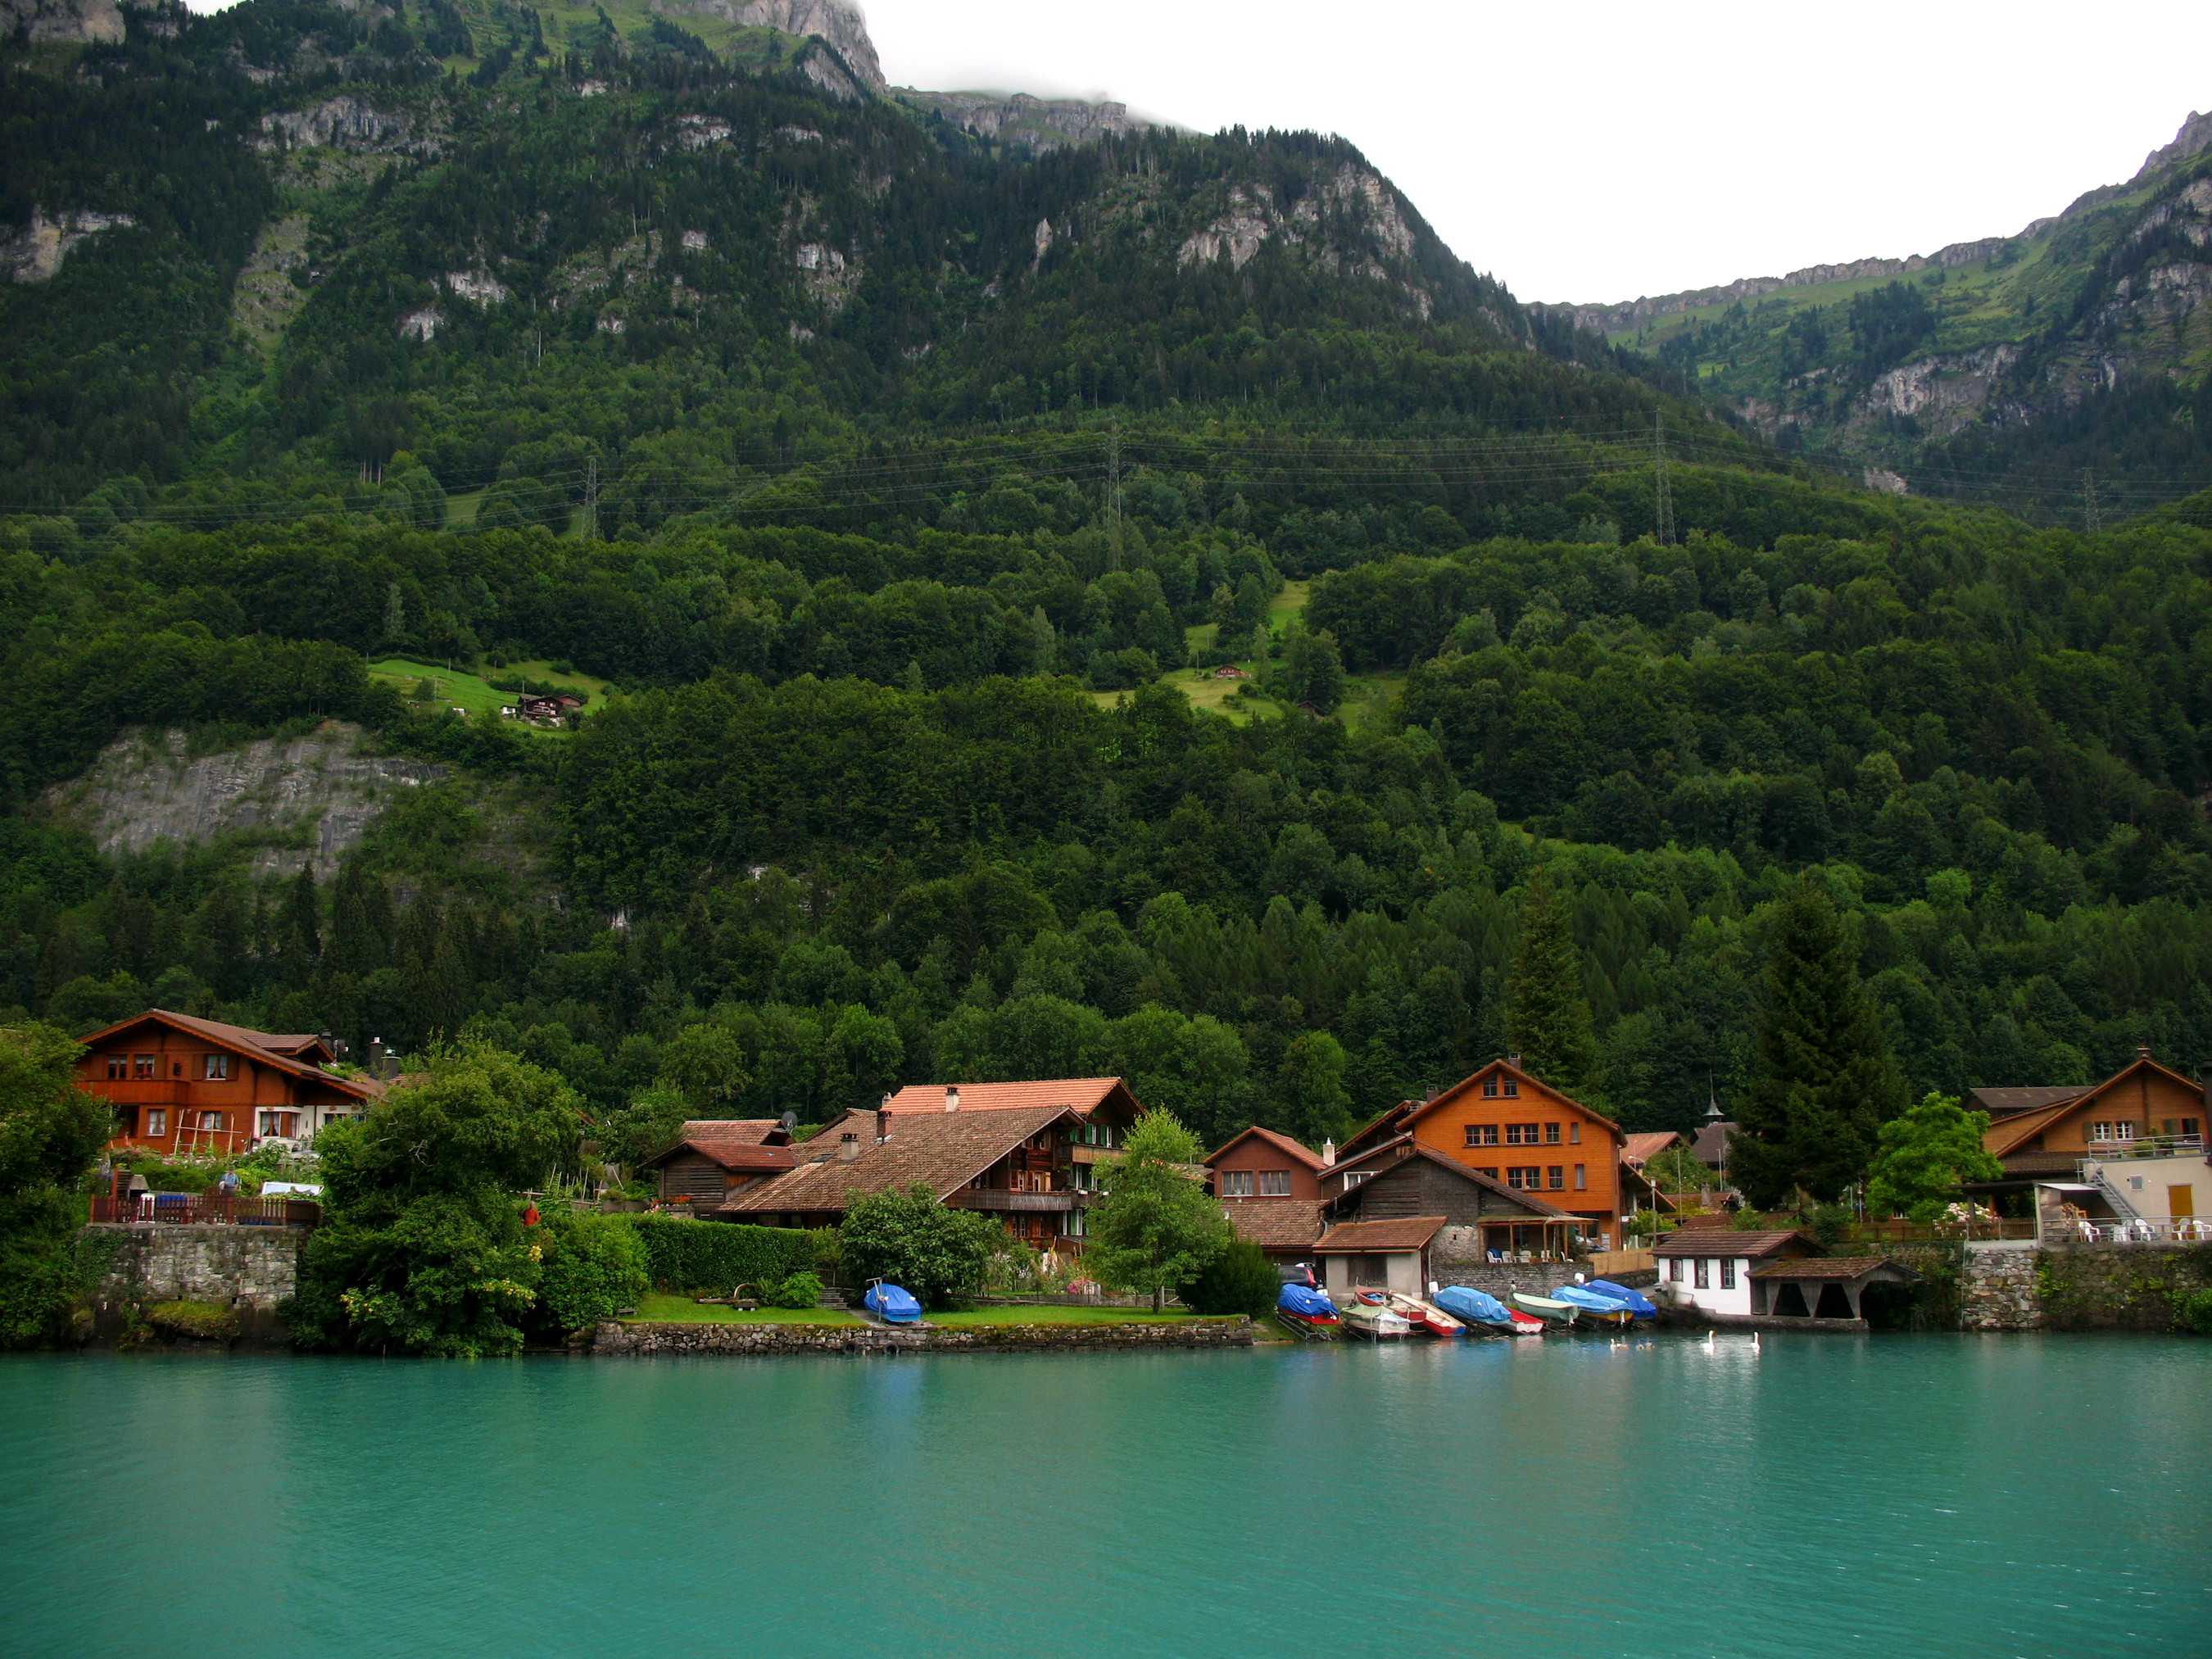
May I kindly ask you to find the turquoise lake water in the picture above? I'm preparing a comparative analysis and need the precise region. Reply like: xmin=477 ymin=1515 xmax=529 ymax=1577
xmin=4 ymin=1333 xmax=2207 ymax=1658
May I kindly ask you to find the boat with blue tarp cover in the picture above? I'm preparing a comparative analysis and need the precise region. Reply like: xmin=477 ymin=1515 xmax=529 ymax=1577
xmin=1549 ymin=1285 xmax=1635 ymax=1325
xmin=864 ymin=1281 xmax=922 ymax=1325
xmin=1276 ymin=1283 xmax=1339 ymax=1329
xmin=1434 ymin=1285 xmax=1517 ymax=1332
xmin=1584 ymin=1279 xmax=1657 ymax=1318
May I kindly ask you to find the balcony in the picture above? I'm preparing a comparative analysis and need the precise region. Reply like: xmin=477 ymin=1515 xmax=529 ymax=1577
xmin=948 ymin=1189 xmax=1092 ymax=1213
xmin=95 ymin=1081 xmax=192 ymax=1106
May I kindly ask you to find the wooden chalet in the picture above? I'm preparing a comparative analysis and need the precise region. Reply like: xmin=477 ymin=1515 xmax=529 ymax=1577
xmin=1204 ymin=1125 xmax=1329 ymax=1200
xmin=80 ymin=1009 xmax=380 ymax=1157
xmin=1331 ymin=1058 xmax=1631 ymax=1249
xmin=718 ymin=1099 xmax=1095 ymax=1250
xmin=1979 ymin=1049 xmax=2208 ymax=1184
xmin=1322 ymin=1139 xmax=1579 ymax=1260
xmin=880 ymin=1078 xmax=1141 ymax=1199
xmin=639 ymin=1120 xmax=796 ymax=1212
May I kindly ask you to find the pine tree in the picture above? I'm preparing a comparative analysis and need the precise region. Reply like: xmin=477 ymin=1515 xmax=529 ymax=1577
xmin=1506 ymin=868 xmax=1595 ymax=1094
xmin=279 ymin=864 xmax=320 ymax=972
xmin=1733 ymin=877 xmax=1904 ymax=1208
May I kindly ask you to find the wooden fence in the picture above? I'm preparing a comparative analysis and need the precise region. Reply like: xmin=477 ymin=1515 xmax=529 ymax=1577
xmin=90 ymin=1194 xmax=321 ymax=1227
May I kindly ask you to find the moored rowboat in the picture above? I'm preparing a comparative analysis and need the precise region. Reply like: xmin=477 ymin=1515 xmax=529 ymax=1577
xmin=1511 ymin=1291 xmax=1580 ymax=1327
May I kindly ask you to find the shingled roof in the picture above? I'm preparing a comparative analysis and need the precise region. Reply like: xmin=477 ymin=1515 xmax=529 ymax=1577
xmin=1623 ymin=1131 xmax=1679 ymax=1165
xmin=880 ymin=1079 xmax=1136 ymax=1117
xmin=1204 ymin=1125 xmax=1330 ymax=1171
xmin=1748 ymin=1257 xmax=1912 ymax=1281
xmin=1652 ymin=1228 xmax=1820 ymax=1258
xmin=718 ymin=1103 xmax=1073 ymax=1217
xmin=1219 ymin=1198 xmax=1326 ymax=1251
xmin=1312 ymin=1216 xmax=1448 ymax=1253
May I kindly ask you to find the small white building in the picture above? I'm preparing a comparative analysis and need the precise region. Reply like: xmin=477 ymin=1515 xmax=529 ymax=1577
xmin=1312 ymin=1216 xmax=1446 ymax=1300
xmin=1652 ymin=1227 xmax=1821 ymax=1318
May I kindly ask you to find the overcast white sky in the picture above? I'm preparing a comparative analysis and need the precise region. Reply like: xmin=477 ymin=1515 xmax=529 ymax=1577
xmin=859 ymin=0 xmax=2212 ymax=302
xmin=180 ymin=0 xmax=2212 ymax=301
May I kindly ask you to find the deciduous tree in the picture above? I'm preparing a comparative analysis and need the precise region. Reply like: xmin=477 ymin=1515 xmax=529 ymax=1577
xmin=1086 ymin=1109 xmax=1227 ymax=1312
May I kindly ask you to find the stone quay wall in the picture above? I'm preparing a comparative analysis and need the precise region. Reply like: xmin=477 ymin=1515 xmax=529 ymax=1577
xmin=592 ymin=1316 xmax=1254 ymax=1357
xmin=1959 ymin=1241 xmax=2042 ymax=1331
xmin=84 ymin=1222 xmax=302 ymax=1311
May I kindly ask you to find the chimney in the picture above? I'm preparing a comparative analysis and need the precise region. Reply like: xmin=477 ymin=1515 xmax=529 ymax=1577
xmin=1321 ymin=1138 xmax=1336 ymax=1167
xmin=1507 ymin=1053 xmax=1521 ymax=1071
xmin=838 ymin=1133 xmax=859 ymax=1163
xmin=2137 ymin=1045 xmax=2152 ymax=1062
xmin=945 ymin=1086 xmax=960 ymax=1113
xmin=1424 ymin=1083 xmax=1439 ymax=1102
xmin=876 ymin=1107 xmax=891 ymax=1143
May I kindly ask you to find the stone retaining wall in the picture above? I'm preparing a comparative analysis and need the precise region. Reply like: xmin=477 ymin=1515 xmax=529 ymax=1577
xmin=2032 ymin=1241 xmax=2212 ymax=1331
xmin=1960 ymin=1241 xmax=2042 ymax=1331
xmin=592 ymin=1317 xmax=1253 ymax=1357
xmin=84 ymin=1223 xmax=302 ymax=1310
xmin=1426 ymin=1254 xmax=1590 ymax=1304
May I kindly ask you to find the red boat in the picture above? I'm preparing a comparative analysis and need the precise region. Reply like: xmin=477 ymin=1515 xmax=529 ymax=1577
xmin=1506 ymin=1308 xmax=1547 ymax=1336
xmin=1385 ymin=1292 xmax=1466 ymax=1337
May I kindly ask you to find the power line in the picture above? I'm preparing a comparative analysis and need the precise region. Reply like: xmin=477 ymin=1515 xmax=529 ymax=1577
xmin=1652 ymin=413 xmax=1675 ymax=547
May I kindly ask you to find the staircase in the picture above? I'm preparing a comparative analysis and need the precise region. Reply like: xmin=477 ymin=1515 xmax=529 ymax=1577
xmin=2085 ymin=1163 xmax=2142 ymax=1225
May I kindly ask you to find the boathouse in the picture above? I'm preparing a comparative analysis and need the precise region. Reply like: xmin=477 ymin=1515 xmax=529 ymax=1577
xmin=1651 ymin=1228 xmax=1821 ymax=1318
xmin=1311 ymin=1216 xmax=1446 ymax=1300
xmin=1747 ymin=1258 xmax=1919 ymax=1322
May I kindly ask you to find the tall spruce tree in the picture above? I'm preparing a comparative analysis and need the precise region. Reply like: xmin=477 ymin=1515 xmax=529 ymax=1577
xmin=1733 ymin=878 xmax=1904 ymax=1208
xmin=1506 ymin=868 xmax=1595 ymax=1094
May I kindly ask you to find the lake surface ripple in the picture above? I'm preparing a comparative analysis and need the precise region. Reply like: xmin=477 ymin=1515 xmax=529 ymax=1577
xmin=3 ymin=1332 xmax=2207 ymax=1658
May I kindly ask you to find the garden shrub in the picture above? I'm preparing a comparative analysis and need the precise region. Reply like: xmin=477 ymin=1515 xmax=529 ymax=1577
xmin=765 ymin=1271 xmax=823 ymax=1309
xmin=616 ymin=1215 xmax=820 ymax=1293
xmin=533 ymin=1208 xmax=649 ymax=1336
xmin=1178 ymin=1238 xmax=1278 ymax=1317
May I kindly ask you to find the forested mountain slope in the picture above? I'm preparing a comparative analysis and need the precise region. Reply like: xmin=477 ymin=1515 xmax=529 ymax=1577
xmin=7 ymin=2 xmax=2212 ymax=1163
xmin=1558 ymin=112 xmax=2212 ymax=522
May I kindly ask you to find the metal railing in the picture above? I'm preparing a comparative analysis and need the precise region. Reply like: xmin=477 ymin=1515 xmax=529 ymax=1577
xmin=2039 ymin=1215 xmax=2212 ymax=1246
xmin=2082 ymin=1135 xmax=2205 ymax=1163
xmin=90 ymin=1194 xmax=320 ymax=1227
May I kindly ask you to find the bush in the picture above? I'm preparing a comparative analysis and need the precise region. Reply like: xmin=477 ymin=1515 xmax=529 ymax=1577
xmin=765 ymin=1270 xmax=823 ymax=1309
xmin=616 ymin=1215 xmax=821 ymax=1293
xmin=837 ymin=1184 xmax=1004 ymax=1309
xmin=2175 ymin=1286 xmax=2212 ymax=1335
xmin=533 ymin=1208 xmax=649 ymax=1336
xmin=1178 ymin=1237 xmax=1277 ymax=1317
xmin=147 ymin=1300 xmax=240 ymax=1343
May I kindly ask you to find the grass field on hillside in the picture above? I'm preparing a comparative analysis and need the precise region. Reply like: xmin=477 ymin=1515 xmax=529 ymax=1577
xmin=368 ymin=659 xmax=612 ymax=733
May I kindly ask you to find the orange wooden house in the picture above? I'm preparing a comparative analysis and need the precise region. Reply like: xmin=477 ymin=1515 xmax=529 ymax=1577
xmin=79 ymin=1009 xmax=381 ymax=1158
xmin=1333 ymin=1058 xmax=1630 ymax=1249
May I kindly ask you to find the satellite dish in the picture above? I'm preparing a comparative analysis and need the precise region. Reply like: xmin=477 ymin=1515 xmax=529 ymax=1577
xmin=778 ymin=1111 xmax=798 ymax=1131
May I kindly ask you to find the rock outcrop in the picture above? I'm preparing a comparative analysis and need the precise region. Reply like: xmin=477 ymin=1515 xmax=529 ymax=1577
xmin=0 ymin=0 xmax=123 ymax=44
xmin=899 ymin=89 xmax=1157 ymax=152
xmin=1 ymin=207 xmax=134 ymax=284
xmin=650 ymin=0 xmax=883 ymax=90
xmin=37 ymin=723 xmax=445 ymax=876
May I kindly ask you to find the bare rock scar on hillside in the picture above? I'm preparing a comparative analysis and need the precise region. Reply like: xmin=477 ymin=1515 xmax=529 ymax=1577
xmin=36 ymin=723 xmax=446 ymax=876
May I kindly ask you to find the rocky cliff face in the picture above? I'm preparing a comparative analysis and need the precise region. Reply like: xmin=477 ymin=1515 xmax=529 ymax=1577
xmin=37 ymin=724 xmax=445 ymax=876
xmin=652 ymin=0 xmax=883 ymax=90
xmin=0 ymin=207 xmax=135 ymax=283
xmin=0 ymin=0 xmax=122 ymax=44
xmin=898 ymin=89 xmax=1158 ymax=152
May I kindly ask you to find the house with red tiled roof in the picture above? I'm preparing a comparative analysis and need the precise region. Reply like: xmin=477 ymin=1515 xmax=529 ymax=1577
xmin=78 ymin=1009 xmax=380 ymax=1156
xmin=1322 ymin=1139 xmax=1579 ymax=1262
xmin=719 ymin=1099 xmax=1095 ymax=1250
xmin=639 ymin=1120 xmax=796 ymax=1212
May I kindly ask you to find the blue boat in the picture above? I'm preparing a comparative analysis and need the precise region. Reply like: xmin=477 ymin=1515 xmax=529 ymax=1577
xmin=1548 ymin=1285 xmax=1636 ymax=1325
xmin=1433 ymin=1285 xmax=1516 ymax=1330
xmin=1584 ymin=1279 xmax=1658 ymax=1318
xmin=863 ymin=1281 xmax=922 ymax=1325
xmin=1276 ymin=1283 xmax=1339 ymax=1328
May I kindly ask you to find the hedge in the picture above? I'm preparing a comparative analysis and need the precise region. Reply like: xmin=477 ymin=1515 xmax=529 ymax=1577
xmin=614 ymin=1216 xmax=832 ymax=1293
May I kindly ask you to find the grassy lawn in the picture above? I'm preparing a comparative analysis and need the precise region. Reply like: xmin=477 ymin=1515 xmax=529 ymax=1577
xmin=927 ymin=1306 xmax=1203 ymax=1327
xmin=368 ymin=658 xmax=611 ymax=732
xmin=1267 ymin=579 xmax=1312 ymax=634
xmin=1336 ymin=670 xmax=1404 ymax=737
xmin=625 ymin=1294 xmax=863 ymax=1326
